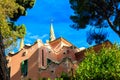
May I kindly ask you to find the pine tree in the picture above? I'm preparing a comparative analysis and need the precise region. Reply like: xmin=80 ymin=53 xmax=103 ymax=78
xmin=69 ymin=0 xmax=120 ymax=44
xmin=0 ymin=0 xmax=35 ymax=79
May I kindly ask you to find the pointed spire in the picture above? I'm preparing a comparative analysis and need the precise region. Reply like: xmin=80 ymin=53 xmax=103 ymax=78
xmin=19 ymin=38 xmax=24 ymax=51
xmin=49 ymin=20 xmax=56 ymax=41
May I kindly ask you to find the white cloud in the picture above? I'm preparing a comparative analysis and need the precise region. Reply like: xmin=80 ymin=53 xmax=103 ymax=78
xmin=26 ymin=31 xmax=40 ymax=40
xmin=40 ymin=34 xmax=48 ymax=39
xmin=25 ymin=31 xmax=49 ymax=44
xmin=27 ymin=31 xmax=32 ymax=36
xmin=25 ymin=39 xmax=32 ymax=43
xmin=30 ymin=35 xmax=40 ymax=39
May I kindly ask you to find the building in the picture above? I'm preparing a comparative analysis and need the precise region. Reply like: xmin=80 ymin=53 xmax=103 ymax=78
xmin=6 ymin=23 xmax=80 ymax=80
xmin=6 ymin=23 xmax=112 ymax=80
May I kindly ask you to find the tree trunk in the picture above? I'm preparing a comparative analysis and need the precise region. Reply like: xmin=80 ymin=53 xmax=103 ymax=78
xmin=0 ymin=33 xmax=9 ymax=80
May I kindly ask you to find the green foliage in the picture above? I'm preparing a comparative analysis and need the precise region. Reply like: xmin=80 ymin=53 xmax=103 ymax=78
xmin=16 ymin=24 xmax=26 ymax=39
xmin=10 ymin=0 xmax=36 ymax=21
xmin=0 ymin=0 xmax=17 ymax=47
xmin=60 ymin=72 xmax=71 ymax=80
xmin=3 ymin=23 xmax=26 ymax=48
xmin=69 ymin=0 xmax=120 ymax=44
xmin=61 ymin=72 xmax=69 ymax=78
xmin=0 ymin=0 xmax=35 ymax=48
xmin=75 ymin=44 xmax=120 ymax=80
xmin=69 ymin=0 xmax=120 ymax=31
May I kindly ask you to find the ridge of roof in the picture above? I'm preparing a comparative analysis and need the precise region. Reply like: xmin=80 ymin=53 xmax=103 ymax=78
xmin=8 ymin=39 xmax=43 ymax=56
xmin=49 ymin=37 xmax=78 ymax=48
xmin=76 ymin=40 xmax=112 ymax=54
xmin=75 ymin=40 xmax=113 ymax=62
xmin=88 ymin=40 xmax=112 ymax=49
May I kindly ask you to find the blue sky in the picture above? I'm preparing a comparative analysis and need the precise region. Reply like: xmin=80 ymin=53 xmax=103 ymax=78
xmin=15 ymin=0 xmax=120 ymax=50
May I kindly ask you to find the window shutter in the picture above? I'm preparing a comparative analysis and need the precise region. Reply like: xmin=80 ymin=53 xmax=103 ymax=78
xmin=21 ymin=60 xmax=28 ymax=76
xmin=21 ymin=61 xmax=24 ymax=74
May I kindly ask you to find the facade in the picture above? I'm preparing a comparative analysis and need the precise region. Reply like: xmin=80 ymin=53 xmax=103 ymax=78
xmin=6 ymin=23 xmax=112 ymax=80
xmin=6 ymin=23 xmax=80 ymax=80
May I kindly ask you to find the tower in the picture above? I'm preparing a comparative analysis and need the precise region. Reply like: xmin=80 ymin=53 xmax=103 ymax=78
xmin=19 ymin=38 xmax=24 ymax=50
xmin=49 ymin=22 xmax=56 ymax=41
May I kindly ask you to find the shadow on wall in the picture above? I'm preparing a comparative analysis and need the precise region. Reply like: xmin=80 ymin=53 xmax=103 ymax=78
xmin=11 ymin=49 xmax=39 ymax=80
xmin=11 ymin=67 xmax=21 ymax=80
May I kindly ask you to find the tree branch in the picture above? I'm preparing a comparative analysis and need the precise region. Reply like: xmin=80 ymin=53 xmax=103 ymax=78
xmin=107 ymin=18 xmax=120 ymax=37
xmin=93 ymin=1 xmax=120 ymax=37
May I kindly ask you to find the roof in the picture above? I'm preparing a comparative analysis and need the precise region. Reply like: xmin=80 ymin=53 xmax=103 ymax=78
xmin=75 ymin=40 xmax=112 ymax=62
xmin=49 ymin=37 xmax=72 ymax=45
xmin=49 ymin=37 xmax=76 ymax=48
xmin=49 ymin=37 xmax=77 ymax=52
xmin=88 ymin=40 xmax=112 ymax=52
xmin=7 ymin=37 xmax=76 ymax=56
xmin=7 ymin=39 xmax=43 ymax=57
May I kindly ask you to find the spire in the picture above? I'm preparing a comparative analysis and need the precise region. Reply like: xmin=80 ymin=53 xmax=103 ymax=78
xmin=49 ymin=21 xmax=56 ymax=41
xmin=19 ymin=38 xmax=24 ymax=51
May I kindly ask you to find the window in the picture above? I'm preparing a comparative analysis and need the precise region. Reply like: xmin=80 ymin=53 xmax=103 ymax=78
xmin=47 ymin=59 xmax=51 ymax=65
xmin=21 ymin=59 xmax=28 ymax=77
xmin=8 ymin=67 xmax=11 ymax=78
xmin=63 ymin=52 xmax=66 ymax=54
xmin=67 ymin=50 xmax=69 ymax=54
xmin=51 ymin=70 xmax=54 ymax=73
xmin=42 ymin=50 xmax=44 ymax=66
xmin=22 ymin=52 xmax=26 ymax=56
xmin=49 ymin=51 xmax=51 ymax=53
